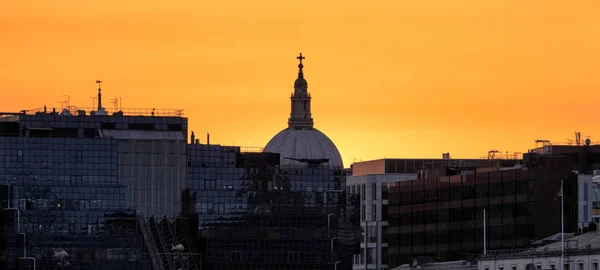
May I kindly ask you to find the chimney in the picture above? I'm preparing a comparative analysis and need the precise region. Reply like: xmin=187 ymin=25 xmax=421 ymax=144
xmin=191 ymin=131 xmax=195 ymax=145
xmin=195 ymin=139 xmax=199 ymax=144
xmin=207 ymin=133 xmax=210 ymax=145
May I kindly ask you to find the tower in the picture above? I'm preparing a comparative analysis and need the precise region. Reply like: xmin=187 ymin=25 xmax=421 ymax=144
xmin=288 ymin=53 xmax=314 ymax=129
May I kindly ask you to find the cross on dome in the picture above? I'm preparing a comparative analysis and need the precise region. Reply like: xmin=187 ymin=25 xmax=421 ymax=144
xmin=297 ymin=53 xmax=305 ymax=65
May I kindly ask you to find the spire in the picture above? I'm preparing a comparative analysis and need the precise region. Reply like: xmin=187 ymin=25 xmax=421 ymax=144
xmin=288 ymin=53 xmax=314 ymax=129
xmin=96 ymin=80 xmax=103 ymax=110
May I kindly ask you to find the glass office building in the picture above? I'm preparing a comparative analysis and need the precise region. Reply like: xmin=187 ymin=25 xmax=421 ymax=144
xmin=187 ymin=143 xmax=359 ymax=270
xmin=0 ymin=106 xmax=188 ymax=270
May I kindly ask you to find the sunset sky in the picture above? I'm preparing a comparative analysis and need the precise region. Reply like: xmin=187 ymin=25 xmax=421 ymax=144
xmin=1 ymin=1 xmax=600 ymax=165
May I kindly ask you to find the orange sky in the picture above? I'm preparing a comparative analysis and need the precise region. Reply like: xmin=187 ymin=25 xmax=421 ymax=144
xmin=1 ymin=1 xmax=600 ymax=165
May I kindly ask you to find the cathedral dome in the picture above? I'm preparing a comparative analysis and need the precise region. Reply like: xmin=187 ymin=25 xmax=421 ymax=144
xmin=264 ymin=53 xmax=344 ymax=169
xmin=265 ymin=128 xmax=344 ymax=168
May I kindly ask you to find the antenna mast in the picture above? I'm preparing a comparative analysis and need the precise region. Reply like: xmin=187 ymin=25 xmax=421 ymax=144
xmin=96 ymin=80 xmax=103 ymax=110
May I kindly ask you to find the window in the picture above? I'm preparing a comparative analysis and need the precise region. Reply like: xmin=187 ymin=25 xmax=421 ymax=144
xmin=372 ymin=204 xmax=377 ymax=221
xmin=499 ymin=267 xmax=504 ymax=270
xmin=367 ymin=248 xmax=376 ymax=264
xmin=593 ymin=262 xmax=598 ymax=270
xmin=564 ymin=264 xmax=569 ymax=270
xmin=372 ymin=182 xmax=377 ymax=200
xmin=512 ymin=267 xmax=516 ymax=270
xmin=578 ymin=263 xmax=584 ymax=270
xmin=362 ymin=205 xmax=366 ymax=221
xmin=382 ymin=183 xmax=388 ymax=200
xmin=550 ymin=265 xmax=555 ymax=270
xmin=368 ymin=226 xmax=377 ymax=243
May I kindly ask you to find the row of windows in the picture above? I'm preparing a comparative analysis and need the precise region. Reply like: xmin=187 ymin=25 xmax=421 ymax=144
xmin=392 ymin=204 xmax=532 ymax=226
xmin=201 ymin=227 xmax=329 ymax=240
xmin=0 ymin=136 xmax=117 ymax=145
xmin=17 ymin=198 xmax=125 ymax=211
xmin=205 ymin=250 xmax=328 ymax=264
xmin=486 ymin=261 xmax=600 ymax=270
xmin=392 ymin=180 xmax=535 ymax=204
xmin=391 ymin=224 xmax=535 ymax=247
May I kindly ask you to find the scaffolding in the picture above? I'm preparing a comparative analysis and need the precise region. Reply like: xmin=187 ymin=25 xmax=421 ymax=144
xmin=138 ymin=213 xmax=201 ymax=270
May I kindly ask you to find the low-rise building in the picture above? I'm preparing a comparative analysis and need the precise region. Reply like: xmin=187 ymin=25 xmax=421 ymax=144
xmin=387 ymin=155 xmax=578 ymax=267
xmin=478 ymin=230 xmax=600 ymax=270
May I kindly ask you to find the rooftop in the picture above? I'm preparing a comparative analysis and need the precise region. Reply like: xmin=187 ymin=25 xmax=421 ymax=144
xmin=480 ymin=231 xmax=600 ymax=260
xmin=27 ymin=106 xmax=183 ymax=117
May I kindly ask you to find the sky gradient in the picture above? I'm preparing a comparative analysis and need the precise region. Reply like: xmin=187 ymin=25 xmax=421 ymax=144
xmin=1 ymin=1 xmax=600 ymax=165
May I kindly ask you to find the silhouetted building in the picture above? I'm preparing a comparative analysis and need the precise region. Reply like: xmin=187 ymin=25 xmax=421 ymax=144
xmin=386 ymin=155 xmax=578 ymax=267
xmin=186 ymin=143 xmax=358 ymax=270
xmin=527 ymin=144 xmax=600 ymax=174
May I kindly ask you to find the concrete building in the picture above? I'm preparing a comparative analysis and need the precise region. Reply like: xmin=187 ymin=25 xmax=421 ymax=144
xmin=347 ymin=173 xmax=417 ymax=270
xmin=526 ymin=141 xmax=600 ymax=231
xmin=577 ymin=175 xmax=600 ymax=231
xmin=347 ymin=157 xmax=519 ymax=269
xmin=478 ymin=230 xmax=600 ymax=270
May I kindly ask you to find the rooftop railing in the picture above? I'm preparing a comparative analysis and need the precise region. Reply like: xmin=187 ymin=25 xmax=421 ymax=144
xmin=24 ymin=106 xmax=184 ymax=117
xmin=480 ymin=246 xmax=600 ymax=259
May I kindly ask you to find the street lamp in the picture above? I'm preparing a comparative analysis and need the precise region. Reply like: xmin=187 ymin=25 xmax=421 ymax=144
xmin=335 ymin=261 xmax=341 ymax=270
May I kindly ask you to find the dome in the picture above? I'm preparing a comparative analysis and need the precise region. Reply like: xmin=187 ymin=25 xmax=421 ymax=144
xmin=264 ymin=128 xmax=344 ymax=168
xmin=264 ymin=53 xmax=343 ymax=169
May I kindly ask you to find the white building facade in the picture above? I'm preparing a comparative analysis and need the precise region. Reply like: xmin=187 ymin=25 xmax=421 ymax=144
xmin=578 ymin=174 xmax=600 ymax=230
xmin=348 ymin=173 xmax=417 ymax=270
xmin=478 ymin=231 xmax=600 ymax=270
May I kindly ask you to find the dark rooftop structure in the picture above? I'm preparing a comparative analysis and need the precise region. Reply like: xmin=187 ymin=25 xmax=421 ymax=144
xmin=527 ymin=143 xmax=600 ymax=175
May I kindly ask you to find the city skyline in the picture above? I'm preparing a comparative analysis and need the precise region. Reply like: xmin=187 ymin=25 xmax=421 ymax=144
xmin=2 ymin=1 xmax=599 ymax=162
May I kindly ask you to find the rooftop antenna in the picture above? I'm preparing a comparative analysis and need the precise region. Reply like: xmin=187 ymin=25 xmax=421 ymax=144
xmin=487 ymin=150 xmax=499 ymax=160
xmin=90 ymin=96 xmax=97 ymax=109
xmin=111 ymin=97 xmax=121 ymax=111
xmin=96 ymin=80 xmax=103 ymax=110
xmin=63 ymin=95 xmax=70 ymax=108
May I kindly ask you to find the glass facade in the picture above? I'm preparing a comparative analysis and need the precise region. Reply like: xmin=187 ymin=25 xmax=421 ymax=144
xmin=187 ymin=143 xmax=359 ymax=270
xmin=0 ymin=112 xmax=189 ymax=270
xmin=0 ymin=137 xmax=150 ymax=269
xmin=0 ymin=111 xmax=359 ymax=269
